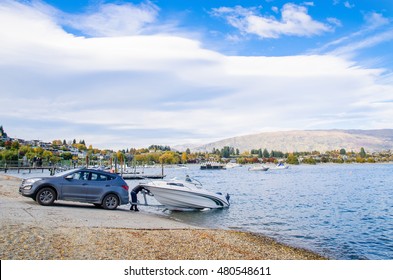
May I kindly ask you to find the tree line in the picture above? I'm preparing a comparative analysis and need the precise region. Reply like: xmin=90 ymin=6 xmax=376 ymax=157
xmin=1 ymin=124 xmax=392 ymax=167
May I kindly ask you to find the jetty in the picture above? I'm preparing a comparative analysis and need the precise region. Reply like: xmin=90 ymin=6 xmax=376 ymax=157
xmin=200 ymin=162 xmax=226 ymax=170
xmin=118 ymin=163 xmax=166 ymax=180
xmin=0 ymin=161 xmax=166 ymax=179
xmin=0 ymin=166 xmax=61 ymax=175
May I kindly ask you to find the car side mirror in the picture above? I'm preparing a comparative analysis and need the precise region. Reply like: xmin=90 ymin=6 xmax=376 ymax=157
xmin=65 ymin=174 xmax=74 ymax=180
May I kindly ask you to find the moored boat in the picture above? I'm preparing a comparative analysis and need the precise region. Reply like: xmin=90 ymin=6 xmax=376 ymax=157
xmin=248 ymin=165 xmax=269 ymax=171
xmin=271 ymin=162 xmax=289 ymax=170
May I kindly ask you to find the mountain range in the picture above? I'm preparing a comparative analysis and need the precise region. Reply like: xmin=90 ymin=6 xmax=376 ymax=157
xmin=177 ymin=129 xmax=393 ymax=153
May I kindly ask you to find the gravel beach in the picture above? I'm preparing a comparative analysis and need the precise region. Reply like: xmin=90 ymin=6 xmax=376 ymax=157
xmin=0 ymin=174 xmax=325 ymax=260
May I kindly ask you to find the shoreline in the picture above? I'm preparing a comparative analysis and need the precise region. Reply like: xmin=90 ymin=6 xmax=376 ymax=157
xmin=0 ymin=173 xmax=326 ymax=260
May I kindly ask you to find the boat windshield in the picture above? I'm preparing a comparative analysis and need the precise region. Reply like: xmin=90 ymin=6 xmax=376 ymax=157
xmin=167 ymin=182 xmax=185 ymax=187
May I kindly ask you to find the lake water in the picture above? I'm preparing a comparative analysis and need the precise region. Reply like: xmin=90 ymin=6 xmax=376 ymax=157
xmin=9 ymin=163 xmax=393 ymax=259
xmin=129 ymin=164 xmax=393 ymax=260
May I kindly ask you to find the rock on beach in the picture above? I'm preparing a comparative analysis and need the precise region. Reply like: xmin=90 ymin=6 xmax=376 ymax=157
xmin=0 ymin=174 xmax=325 ymax=260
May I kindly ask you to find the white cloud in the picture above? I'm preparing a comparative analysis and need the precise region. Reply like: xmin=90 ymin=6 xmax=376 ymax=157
xmin=344 ymin=1 xmax=355 ymax=9
xmin=302 ymin=2 xmax=315 ymax=7
xmin=364 ymin=12 xmax=390 ymax=30
xmin=311 ymin=12 xmax=392 ymax=58
xmin=62 ymin=2 xmax=159 ymax=37
xmin=211 ymin=3 xmax=332 ymax=39
xmin=0 ymin=1 xmax=392 ymax=149
xmin=328 ymin=29 xmax=393 ymax=58
xmin=327 ymin=17 xmax=342 ymax=27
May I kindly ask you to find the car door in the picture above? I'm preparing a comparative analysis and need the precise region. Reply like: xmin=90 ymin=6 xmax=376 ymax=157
xmin=61 ymin=171 xmax=90 ymax=201
xmin=85 ymin=172 xmax=111 ymax=202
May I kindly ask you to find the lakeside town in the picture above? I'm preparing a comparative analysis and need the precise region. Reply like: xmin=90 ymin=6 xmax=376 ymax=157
xmin=1 ymin=125 xmax=393 ymax=169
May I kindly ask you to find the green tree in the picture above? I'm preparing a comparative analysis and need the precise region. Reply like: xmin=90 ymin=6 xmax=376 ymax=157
xmin=221 ymin=146 xmax=231 ymax=158
xmin=286 ymin=153 xmax=299 ymax=165
xmin=339 ymin=148 xmax=346 ymax=155
xmin=11 ymin=141 xmax=20 ymax=150
xmin=271 ymin=150 xmax=284 ymax=158
xmin=359 ymin=147 xmax=367 ymax=158
xmin=263 ymin=148 xmax=270 ymax=158
xmin=62 ymin=152 xmax=73 ymax=160
xmin=302 ymin=157 xmax=316 ymax=164
xmin=0 ymin=125 xmax=7 ymax=138
xmin=42 ymin=150 xmax=53 ymax=162
xmin=3 ymin=150 xmax=18 ymax=161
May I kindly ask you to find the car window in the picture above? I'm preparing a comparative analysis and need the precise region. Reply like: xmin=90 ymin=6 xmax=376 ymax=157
xmin=90 ymin=173 xmax=106 ymax=181
xmin=90 ymin=173 xmax=99 ymax=181
xmin=72 ymin=171 xmax=89 ymax=181
xmin=90 ymin=172 xmax=115 ymax=181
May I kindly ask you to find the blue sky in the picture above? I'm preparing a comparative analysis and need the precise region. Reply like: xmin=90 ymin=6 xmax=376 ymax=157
xmin=0 ymin=0 xmax=392 ymax=149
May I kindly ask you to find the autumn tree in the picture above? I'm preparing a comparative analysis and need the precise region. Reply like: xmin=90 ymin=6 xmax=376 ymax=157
xmin=181 ymin=152 xmax=187 ymax=163
xmin=159 ymin=151 xmax=180 ymax=164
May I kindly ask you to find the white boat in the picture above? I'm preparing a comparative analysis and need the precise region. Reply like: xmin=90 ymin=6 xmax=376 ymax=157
xmin=136 ymin=178 xmax=230 ymax=210
xmin=175 ymin=164 xmax=189 ymax=170
xmin=225 ymin=162 xmax=241 ymax=169
xmin=271 ymin=163 xmax=289 ymax=170
xmin=248 ymin=165 xmax=269 ymax=171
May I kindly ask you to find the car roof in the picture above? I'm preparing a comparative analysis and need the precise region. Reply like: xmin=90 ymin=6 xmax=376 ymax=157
xmin=78 ymin=168 xmax=120 ymax=176
xmin=54 ymin=167 xmax=120 ymax=178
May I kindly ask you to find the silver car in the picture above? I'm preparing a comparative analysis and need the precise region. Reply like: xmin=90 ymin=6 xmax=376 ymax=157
xmin=19 ymin=168 xmax=130 ymax=210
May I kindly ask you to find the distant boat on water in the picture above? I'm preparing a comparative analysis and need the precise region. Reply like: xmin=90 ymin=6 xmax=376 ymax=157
xmin=200 ymin=162 xmax=225 ymax=170
xmin=225 ymin=162 xmax=241 ymax=169
xmin=175 ymin=164 xmax=189 ymax=170
xmin=270 ymin=162 xmax=289 ymax=170
xmin=248 ymin=165 xmax=269 ymax=171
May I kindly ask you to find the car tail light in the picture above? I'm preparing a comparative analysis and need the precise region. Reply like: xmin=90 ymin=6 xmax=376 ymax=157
xmin=121 ymin=185 xmax=129 ymax=191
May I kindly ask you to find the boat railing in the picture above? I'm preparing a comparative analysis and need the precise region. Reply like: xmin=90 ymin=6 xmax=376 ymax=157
xmin=189 ymin=177 xmax=203 ymax=189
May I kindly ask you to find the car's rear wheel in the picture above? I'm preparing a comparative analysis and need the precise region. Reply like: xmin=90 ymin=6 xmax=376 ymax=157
xmin=102 ymin=194 xmax=119 ymax=210
xmin=36 ymin=187 xmax=56 ymax=206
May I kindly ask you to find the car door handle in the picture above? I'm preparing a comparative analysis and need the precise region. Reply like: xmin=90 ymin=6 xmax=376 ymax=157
xmin=82 ymin=183 xmax=88 ymax=185
xmin=105 ymin=185 xmax=110 ymax=187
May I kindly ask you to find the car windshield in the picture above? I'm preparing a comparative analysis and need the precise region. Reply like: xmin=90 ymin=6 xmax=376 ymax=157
xmin=52 ymin=168 xmax=81 ymax=177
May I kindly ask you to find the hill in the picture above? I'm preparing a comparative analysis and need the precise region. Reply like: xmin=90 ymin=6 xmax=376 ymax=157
xmin=186 ymin=129 xmax=393 ymax=153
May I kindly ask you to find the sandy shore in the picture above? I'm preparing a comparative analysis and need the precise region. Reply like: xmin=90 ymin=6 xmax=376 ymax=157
xmin=0 ymin=174 xmax=326 ymax=260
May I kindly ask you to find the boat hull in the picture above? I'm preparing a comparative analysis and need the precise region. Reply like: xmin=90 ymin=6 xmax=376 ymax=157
xmin=140 ymin=182 xmax=229 ymax=210
xmin=272 ymin=166 xmax=289 ymax=170
xmin=248 ymin=167 xmax=269 ymax=171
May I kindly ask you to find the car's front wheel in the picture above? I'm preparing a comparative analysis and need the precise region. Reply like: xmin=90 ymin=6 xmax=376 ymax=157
xmin=36 ymin=187 xmax=56 ymax=206
xmin=102 ymin=194 xmax=119 ymax=210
